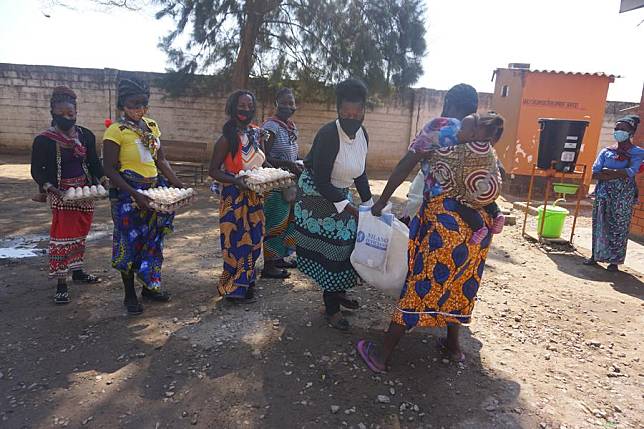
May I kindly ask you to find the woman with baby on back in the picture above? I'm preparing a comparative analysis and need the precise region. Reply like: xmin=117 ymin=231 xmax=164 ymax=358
xmin=356 ymin=83 xmax=504 ymax=372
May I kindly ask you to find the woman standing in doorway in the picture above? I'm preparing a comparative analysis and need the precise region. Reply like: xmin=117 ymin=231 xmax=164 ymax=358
xmin=209 ymin=90 xmax=266 ymax=302
xmin=103 ymin=75 xmax=184 ymax=315
xmin=31 ymin=86 xmax=105 ymax=304
xmin=295 ymin=78 xmax=373 ymax=330
xmin=585 ymin=115 xmax=642 ymax=272
xmin=261 ymin=88 xmax=302 ymax=279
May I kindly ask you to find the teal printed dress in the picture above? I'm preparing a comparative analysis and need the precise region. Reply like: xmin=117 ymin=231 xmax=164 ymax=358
xmin=294 ymin=171 xmax=358 ymax=292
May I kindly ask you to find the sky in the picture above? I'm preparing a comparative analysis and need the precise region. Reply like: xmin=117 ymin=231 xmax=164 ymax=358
xmin=0 ymin=0 xmax=642 ymax=102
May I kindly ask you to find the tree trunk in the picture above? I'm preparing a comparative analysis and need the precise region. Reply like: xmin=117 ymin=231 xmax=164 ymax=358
xmin=231 ymin=0 xmax=281 ymax=89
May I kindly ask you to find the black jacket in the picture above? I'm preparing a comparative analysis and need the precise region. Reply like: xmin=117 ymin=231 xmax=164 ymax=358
xmin=31 ymin=126 xmax=104 ymax=189
xmin=303 ymin=121 xmax=372 ymax=203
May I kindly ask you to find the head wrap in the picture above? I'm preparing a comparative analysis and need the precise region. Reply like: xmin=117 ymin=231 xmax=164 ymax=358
xmin=117 ymin=75 xmax=150 ymax=109
xmin=615 ymin=115 xmax=640 ymax=133
xmin=50 ymin=86 xmax=77 ymax=110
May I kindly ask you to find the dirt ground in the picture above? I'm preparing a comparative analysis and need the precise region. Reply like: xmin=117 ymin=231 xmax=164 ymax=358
xmin=1 ymin=156 xmax=642 ymax=429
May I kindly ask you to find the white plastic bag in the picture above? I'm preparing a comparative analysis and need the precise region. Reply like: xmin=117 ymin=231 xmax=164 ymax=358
xmin=403 ymin=170 xmax=425 ymax=218
xmin=352 ymin=204 xmax=394 ymax=269
xmin=351 ymin=209 xmax=410 ymax=299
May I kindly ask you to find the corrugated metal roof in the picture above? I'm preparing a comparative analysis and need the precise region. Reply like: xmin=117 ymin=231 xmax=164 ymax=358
xmin=530 ymin=70 xmax=619 ymax=79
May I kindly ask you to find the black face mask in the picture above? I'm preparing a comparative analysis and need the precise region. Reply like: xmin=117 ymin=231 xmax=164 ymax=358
xmin=52 ymin=114 xmax=76 ymax=132
xmin=236 ymin=109 xmax=254 ymax=125
xmin=339 ymin=118 xmax=363 ymax=136
xmin=277 ymin=106 xmax=296 ymax=120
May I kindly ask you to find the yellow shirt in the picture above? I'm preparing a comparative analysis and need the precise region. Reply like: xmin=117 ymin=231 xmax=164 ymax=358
xmin=103 ymin=117 xmax=160 ymax=178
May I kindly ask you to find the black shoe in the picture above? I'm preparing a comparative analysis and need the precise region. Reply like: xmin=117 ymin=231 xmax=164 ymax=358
xmin=72 ymin=271 xmax=101 ymax=284
xmin=606 ymin=264 xmax=619 ymax=272
xmin=54 ymin=290 xmax=71 ymax=305
xmin=141 ymin=288 xmax=171 ymax=302
xmin=583 ymin=258 xmax=598 ymax=267
xmin=124 ymin=300 xmax=144 ymax=315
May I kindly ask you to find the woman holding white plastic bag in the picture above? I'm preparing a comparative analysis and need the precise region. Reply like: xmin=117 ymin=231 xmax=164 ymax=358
xmin=294 ymin=78 xmax=373 ymax=331
xmin=356 ymin=84 xmax=494 ymax=371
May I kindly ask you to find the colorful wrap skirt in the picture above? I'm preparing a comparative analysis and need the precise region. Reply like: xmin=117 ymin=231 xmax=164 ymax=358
xmin=294 ymin=170 xmax=358 ymax=293
xmin=393 ymin=195 xmax=492 ymax=329
xmin=263 ymin=189 xmax=296 ymax=261
xmin=217 ymin=181 xmax=265 ymax=298
xmin=591 ymin=177 xmax=638 ymax=264
xmin=110 ymin=171 xmax=174 ymax=291
xmin=48 ymin=176 xmax=94 ymax=278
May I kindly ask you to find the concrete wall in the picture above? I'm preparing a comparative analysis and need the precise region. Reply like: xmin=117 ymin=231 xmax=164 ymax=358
xmin=0 ymin=63 xmax=632 ymax=173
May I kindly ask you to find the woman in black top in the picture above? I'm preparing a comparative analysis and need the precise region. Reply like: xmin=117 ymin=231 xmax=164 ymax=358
xmin=31 ymin=86 xmax=106 ymax=304
xmin=294 ymin=78 xmax=373 ymax=330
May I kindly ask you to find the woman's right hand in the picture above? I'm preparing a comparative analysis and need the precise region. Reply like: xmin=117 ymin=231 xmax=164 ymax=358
xmin=371 ymin=199 xmax=387 ymax=217
xmin=234 ymin=176 xmax=251 ymax=191
xmin=46 ymin=186 xmax=63 ymax=197
xmin=345 ymin=204 xmax=359 ymax=218
xmin=133 ymin=192 xmax=153 ymax=210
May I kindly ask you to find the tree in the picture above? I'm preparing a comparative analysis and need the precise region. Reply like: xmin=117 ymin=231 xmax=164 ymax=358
xmin=157 ymin=0 xmax=426 ymax=93
xmin=49 ymin=0 xmax=427 ymax=95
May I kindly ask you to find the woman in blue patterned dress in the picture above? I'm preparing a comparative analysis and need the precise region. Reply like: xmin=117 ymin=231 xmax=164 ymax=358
xmin=295 ymin=78 xmax=373 ymax=330
xmin=585 ymin=115 xmax=642 ymax=272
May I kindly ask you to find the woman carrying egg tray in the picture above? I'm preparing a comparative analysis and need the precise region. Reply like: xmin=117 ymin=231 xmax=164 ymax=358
xmin=102 ymin=75 xmax=185 ymax=315
xmin=209 ymin=90 xmax=268 ymax=302
xmin=31 ymin=86 xmax=107 ymax=304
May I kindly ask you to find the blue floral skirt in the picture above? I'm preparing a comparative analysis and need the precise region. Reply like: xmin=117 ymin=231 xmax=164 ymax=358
xmin=591 ymin=177 xmax=638 ymax=264
xmin=110 ymin=171 xmax=174 ymax=291
xmin=294 ymin=170 xmax=357 ymax=292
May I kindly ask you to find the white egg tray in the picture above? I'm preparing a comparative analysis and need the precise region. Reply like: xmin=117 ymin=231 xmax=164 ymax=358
xmin=236 ymin=167 xmax=296 ymax=193
xmin=136 ymin=187 xmax=196 ymax=213
xmin=63 ymin=185 xmax=108 ymax=201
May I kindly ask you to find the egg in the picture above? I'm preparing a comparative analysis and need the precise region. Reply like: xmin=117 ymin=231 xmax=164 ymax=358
xmin=97 ymin=184 xmax=107 ymax=196
xmin=65 ymin=188 xmax=75 ymax=200
xmin=74 ymin=188 xmax=83 ymax=198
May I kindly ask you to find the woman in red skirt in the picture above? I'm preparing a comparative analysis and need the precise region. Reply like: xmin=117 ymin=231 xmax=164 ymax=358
xmin=31 ymin=86 xmax=106 ymax=304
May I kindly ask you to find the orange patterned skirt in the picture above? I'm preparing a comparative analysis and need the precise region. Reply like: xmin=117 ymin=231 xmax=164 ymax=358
xmin=392 ymin=195 xmax=492 ymax=329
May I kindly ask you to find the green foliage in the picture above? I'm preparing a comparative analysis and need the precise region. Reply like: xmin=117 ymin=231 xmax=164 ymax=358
xmin=154 ymin=0 xmax=427 ymax=99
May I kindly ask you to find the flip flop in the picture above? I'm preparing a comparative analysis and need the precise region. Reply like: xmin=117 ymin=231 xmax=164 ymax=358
xmin=436 ymin=337 xmax=466 ymax=363
xmin=606 ymin=264 xmax=619 ymax=272
xmin=583 ymin=258 xmax=599 ymax=267
xmin=356 ymin=340 xmax=387 ymax=374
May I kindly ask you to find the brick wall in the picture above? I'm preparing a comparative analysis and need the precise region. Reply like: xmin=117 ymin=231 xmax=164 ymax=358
xmin=0 ymin=62 xmax=632 ymax=172
xmin=629 ymin=87 xmax=644 ymax=238
xmin=0 ymin=63 xmax=459 ymax=171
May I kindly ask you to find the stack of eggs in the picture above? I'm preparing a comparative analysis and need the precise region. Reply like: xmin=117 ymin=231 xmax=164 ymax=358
xmin=236 ymin=167 xmax=295 ymax=192
xmin=137 ymin=187 xmax=195 ymax=212
xmin=63 ymin=185 xmax=108 ymax=201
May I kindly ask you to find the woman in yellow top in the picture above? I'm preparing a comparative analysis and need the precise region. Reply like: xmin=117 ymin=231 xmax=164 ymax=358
xmin=102 ymin=75 xmax=184 ymax=315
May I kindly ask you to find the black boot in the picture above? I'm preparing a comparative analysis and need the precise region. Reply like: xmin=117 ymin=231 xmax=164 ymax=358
xmin=54 ymin=280 xmax=70 ymax=305
xmin=122 ymin=272 xmax=143 ymax=315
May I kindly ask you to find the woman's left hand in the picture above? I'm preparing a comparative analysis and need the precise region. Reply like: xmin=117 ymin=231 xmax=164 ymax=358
xmin=371 ymin=199 xmax=387 ymax=217
xmin=171 ymin=180 xmax=186 ymax=189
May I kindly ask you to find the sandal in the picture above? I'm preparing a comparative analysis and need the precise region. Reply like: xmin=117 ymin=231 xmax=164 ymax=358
xmin=606 ymin=264 xmax=619 ymax=272
xmin=141 ymin=288 xmax=171 ymax=302
xmin=338 ymin=295 xmax=359 ymax=310
xmin=583 ymin=258 xmax=599 ymax=267
xmin=326 ymin=312 xmax=350 ymax=331
xmin=72 ymin=271 xmax=102 ymax=284
xmin=54 ymin=291 xmax=71 ymax=305
xmin=260 ymin=268 xmax=291 ymax=279
xmin=356 ymin=340 xmax=387 ymax=373
xmin=275 ymin=259 xmax=297 ymax=269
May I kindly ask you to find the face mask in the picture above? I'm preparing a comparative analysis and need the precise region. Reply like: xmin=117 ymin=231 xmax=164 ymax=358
xmin=277 ymin=106 xmax=296 ymax=119
xmin=236 ymin=109 xmax=254 ymax=125
xmin=613 ymin=130 xmax=630 ymax=143
xmin=52 ymin=114 xmax=76 ymax=131
xmin=339 ymin=118 xmax=363 ymax=136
